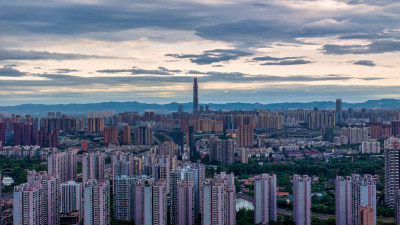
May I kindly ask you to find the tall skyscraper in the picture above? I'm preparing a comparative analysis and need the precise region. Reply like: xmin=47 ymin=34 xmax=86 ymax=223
xmin=82 ymin=153 xmax=105 ymax=182
xmin=177 ymin=180 xmax=195 ymax=225
xmin=84 ymin=179 xmax=110 ymax=225
xmin=335 ymin=176 xmax=352 ymax=225
xmin=201 ymin=172 xmax=236 ymax=225
xmin=351 ymin=174 xmax=376 ymax=225
xmin=293 ymin=174 xmax=311 ymax=225
xmin=336 ymin=98 xmax=343 ymax=124
xmin=385 ymin=143 xmax=400 ymax=208
xmin=237 ymin=125 xmax=254 ymax=147
xmin=61 ymin=181 xmax=82 ymax=220
xmin=254 ymin=174 xmax=277 ymax=224
xmin=193 ymin=77 xmax=198 ymax=114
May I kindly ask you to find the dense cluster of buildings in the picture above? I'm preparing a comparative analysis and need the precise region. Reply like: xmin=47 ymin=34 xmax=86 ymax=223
xmin=2 ymin=79 xmax=400 ymax=225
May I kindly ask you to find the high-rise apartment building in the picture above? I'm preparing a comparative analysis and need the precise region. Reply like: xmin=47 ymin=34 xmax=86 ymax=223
xmin=293 ymin=174 xmax=311 ymax=225
xmin=82 ymin=153 xmax=105 ymax=182
xmin=120 ymin=125 xmax=131 ymax=145
xmin=104 ymin=126 xmax=118 ymax=145
xmin=134 ymin=126 xmax=152 ymax=145
xmin=395 ymin=189 xmax=400 ymax=225
xmin=201 ymin=172 xmax=236 ymax=225
xmin=351 ymin=174 xmax=376 ymax=225
xmin=237 ymin=125 xmax=254 ymax=147
xmin=112 ymin=176 xmax=167 ymax=225
xmin=61 ymin=181 xmax=82 ymax=214
xmin=254 ymin=174 xmax=277 ymax=224
xmin=113 ymin=175 xmax=136 ymax=221
xmin=209 ymin=136 xmax=235 ymax=165
xmin=87 ymin=117 xmax=105 ymax=133
xmin=13 ymin=183 xmax=42 ymax=225
xmin=0 ymin=123 xmax=5 ymax=148
xmin=385 ymin=143 xmax=400 ymax=207
xmin=26 ymin=170 xmax=61 ymax=225
xmin=177 ymin=180 xmax=195 ymax=225
xmin=336 ymin=98 xmax=343 ymax=123
xmin=48 ymin=149 xmax=78 ymax=183
xmin=392 ymin=121 xmax=400 ymax=137
xmin=193 ymin=77 xmax=198 ymax=114
xmin=339 ymin=127 xmax=369 ymax=145
xmin=335 ymin=176 xmax=352 ymax=225
xmin=359 ymin=206 xmax=374 ymax=225
xmin=256 ymin=113 xmax=283 ymax=130
xmin=158 ymin=141 xmax=175 ymax=157
xmin=83 ymin=179 xmax=110 ymax=225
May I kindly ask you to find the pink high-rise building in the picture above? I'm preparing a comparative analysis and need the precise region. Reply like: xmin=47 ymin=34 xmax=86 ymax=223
xmin=254 ymin=173 xmax=277 ymax=224
xmin=61 ymin=181 xmax=82 ymax=213
xmin=82 ymin=152 xmax=105 ymax=182
xmin=26 ymin=170 xmax=61 ymax=225
xmin=48 ymin=149 xmax=78 ymax=183
xmin=83 ymin=179 xmax=110 ymax=225
xmin=335 ymin=176 xmax=352 ymax=225
xmin=293 ymin=174 xmax=311 ymax=225
xmin=13 ymin=183 xmax=41 ymax=225
xmin=178 ymin=180 xmax=195 ymax=225
xmin=152 ymin=179 xmax=167 ymax=225
xmin=201 ymin=172 xmax=236 ymax=225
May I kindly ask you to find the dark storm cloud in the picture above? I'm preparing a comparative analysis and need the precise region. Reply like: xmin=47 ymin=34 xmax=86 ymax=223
xmin=1 ymin=0 xmax=399 ymax=49
xmin=353 ymin=60 xmax=376 ymax=67
xmin=165 ymin=49 xmax=252 ymax=65
xmin=0 ymin=49 xmax=112 ymax=61
xmin=322 ymin=40 xmax=400 ymax=55
xmin=0 ymin=66 xmax=26 ymax=77
xmin=97 ymin=66 xmax=182 ymax=75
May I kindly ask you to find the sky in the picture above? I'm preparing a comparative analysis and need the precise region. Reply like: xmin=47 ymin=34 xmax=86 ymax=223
xmin=0 ymin=0 xmax=400 ymax=105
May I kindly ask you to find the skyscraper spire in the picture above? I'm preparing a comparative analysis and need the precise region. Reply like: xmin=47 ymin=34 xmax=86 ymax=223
xmin=193 ymin=77 xmax=198 ymax=114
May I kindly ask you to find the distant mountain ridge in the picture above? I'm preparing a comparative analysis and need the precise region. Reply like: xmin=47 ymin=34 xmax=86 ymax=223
xmin=0 ymin=99 xmax=399 ymax=115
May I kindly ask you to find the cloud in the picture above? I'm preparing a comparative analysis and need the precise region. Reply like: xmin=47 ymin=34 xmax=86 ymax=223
xmin=0 ymin=49 xmax=113 ymax=61
xmin=353 ymin=60 xmax=376 ymax=67
xmin=322 ymin=40 xmax=400 ymax=55
xmin=166 ymin=49 xmax=252 ymax=65
xmin=0 ymin=66 xmax=26 ymax=77
xmin=97 ymin=66 xmax=181 ymax=75
xmin=252 ymin=55 xmax=311 ymax=66
xmin=252 ymin=56 xmax=302 ymax=61
xmin=260 ymin=59 xmax=312 ymax=66
xmin=54 ymin=68 xmax=80 ymax=73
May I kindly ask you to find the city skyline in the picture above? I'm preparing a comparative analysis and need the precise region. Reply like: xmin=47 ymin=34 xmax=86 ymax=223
xmin=0 ymin=0 xmax=400 ymax=105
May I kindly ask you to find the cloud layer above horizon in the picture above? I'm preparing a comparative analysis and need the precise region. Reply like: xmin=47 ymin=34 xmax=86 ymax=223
xmin=0 ymin=0 xmax=399 ymax=105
